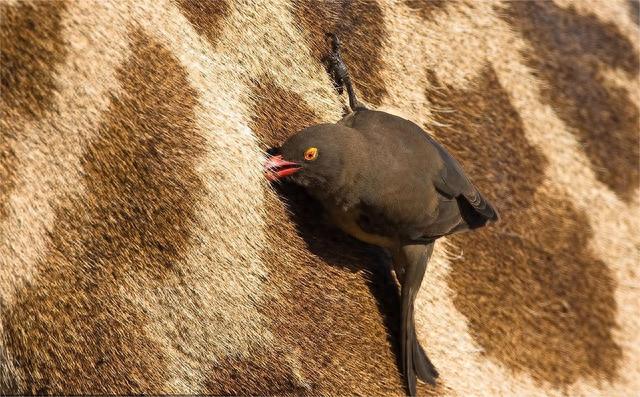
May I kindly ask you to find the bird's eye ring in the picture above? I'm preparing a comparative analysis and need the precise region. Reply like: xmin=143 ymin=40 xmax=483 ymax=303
xmin=304 ymin=147 xmax=318 ymax=161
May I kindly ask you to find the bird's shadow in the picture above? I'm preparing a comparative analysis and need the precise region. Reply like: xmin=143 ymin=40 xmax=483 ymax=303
xmin=271 ymin=181 xmax=404 ymax=374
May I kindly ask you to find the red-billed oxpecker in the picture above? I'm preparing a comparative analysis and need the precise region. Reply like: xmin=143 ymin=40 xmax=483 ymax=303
xmin=264 ymin=34 xmax=499 ymax=396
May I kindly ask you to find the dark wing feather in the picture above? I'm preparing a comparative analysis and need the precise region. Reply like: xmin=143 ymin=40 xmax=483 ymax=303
xmin=429 ymin=136 xmax=499 ymax=225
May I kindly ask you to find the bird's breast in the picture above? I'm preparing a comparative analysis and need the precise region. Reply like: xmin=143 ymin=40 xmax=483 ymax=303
xmin=327 ymin=204 xmax=398 ymax=248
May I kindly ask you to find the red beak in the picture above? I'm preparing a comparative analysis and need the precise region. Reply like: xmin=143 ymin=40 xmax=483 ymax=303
xmin=264 ymin=155 xmax=301 ymax=181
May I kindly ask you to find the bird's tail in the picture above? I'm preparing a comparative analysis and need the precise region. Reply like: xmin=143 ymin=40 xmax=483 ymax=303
xmin=459 ymin=188 xmax=499 ymax=230
xmin=474 ymin=190 xmax=499 ymax=223
xmin=400 ymin=243 xmax=439 ymax=395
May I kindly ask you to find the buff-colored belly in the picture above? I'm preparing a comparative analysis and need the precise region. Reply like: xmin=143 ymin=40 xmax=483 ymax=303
xmin=328 ymin=206 xmax=397 ymax=248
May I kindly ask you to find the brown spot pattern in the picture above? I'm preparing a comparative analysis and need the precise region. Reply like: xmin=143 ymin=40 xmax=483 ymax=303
xmin=0 ymin=1 xmax=67 ymax=118
xmin=205 ymin=348 xmax=311 ymax=395
xmin=426 ymin=66 xmax=621 ymax=386
xmin=502 ymin=1 xmax=640 ymax=202
xmin=242 ymin=76 xmax=437 ymax=395
xmin=292 ymin=0 xmax=389 ymax=105
xmin=0 ymin=1 xmax=67 ymax=221
xmin=176 ymin=0 xmax=230 ymax=46
xmin=453 ymin=198 xmax=621 ymax=387
xmin=2 ymin=31 xmax=205 ymax=393
xmin=248 ymin=76 xmax=320 ymax=149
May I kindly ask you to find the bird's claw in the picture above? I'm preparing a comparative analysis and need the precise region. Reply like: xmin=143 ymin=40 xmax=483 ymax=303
xmin=322 ymin=32 xmax=365 ymax=111
xmin=323 ymin=33 xmax=348 ymax=95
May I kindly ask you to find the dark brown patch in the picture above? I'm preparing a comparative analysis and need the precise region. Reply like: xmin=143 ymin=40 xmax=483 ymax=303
xmin=449 ymin=198 xmax=621 ymax=387
xmin=249 ymin=76 xmax=321 ymax=149
xmin=240 ymin=76 xmax=436 ymax=395
xmin=404 ymin=0 xmax=447 ymax=20
xmin=629 ymin=0 xmax=640 ymax=26
xmin=426 ymin=66 xmax=621 ymax=386
xmin=204 ymin=348 xmax=311 ymax=395
xmin=0 ymin=130 xmax=17 ymax=222
xmin=2 ymin=31 xmax=205 ymax=393
xmin=502 ymin=1 xmax=640 ymax=202
xmin=0 ymin=1 xmax=67 ymax=118
xmin=176 ymin=0 xmax=230 ymax=46
xmin=0 ymin=1 xmax=67 ymax=221
xmin=292 ymin=0 xmax=389 ymax=105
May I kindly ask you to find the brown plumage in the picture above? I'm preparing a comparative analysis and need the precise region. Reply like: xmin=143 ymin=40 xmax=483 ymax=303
xmin=264 ymin=35 xmax=498 ymax=396
xmin=265 ymin=107 xmax=498 ymax=395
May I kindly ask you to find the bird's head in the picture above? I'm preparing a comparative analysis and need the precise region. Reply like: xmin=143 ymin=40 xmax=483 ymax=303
xmin=264 ymin=124 xmax=359 ymax=192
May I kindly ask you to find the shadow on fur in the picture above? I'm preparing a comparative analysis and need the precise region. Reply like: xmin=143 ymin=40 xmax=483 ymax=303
xmin=270 ymin=180 xmax=406 ymax=378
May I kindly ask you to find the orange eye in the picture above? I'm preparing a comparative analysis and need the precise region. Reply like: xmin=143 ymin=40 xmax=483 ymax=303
xmin=304 ymin=147 xmax=318 ymax=161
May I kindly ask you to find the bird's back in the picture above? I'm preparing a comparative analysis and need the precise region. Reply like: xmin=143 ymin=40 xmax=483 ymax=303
xmin=339 ymin=109 xmax=498 ymax=242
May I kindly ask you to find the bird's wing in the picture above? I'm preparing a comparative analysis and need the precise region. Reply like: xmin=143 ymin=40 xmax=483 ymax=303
xmin=429 ymin=137 xmax=499 ymax=222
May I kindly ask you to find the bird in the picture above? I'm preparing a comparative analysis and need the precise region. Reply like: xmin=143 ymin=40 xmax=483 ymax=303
xmin=264 ymin=33 xmax=499 ymax=396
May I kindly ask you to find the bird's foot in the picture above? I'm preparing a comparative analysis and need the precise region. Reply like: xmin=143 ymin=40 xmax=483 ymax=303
xmin=323 ymin=33 xmax=348 ymax=94
xmin=322 ymin=32 xmax=365 ymax=111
